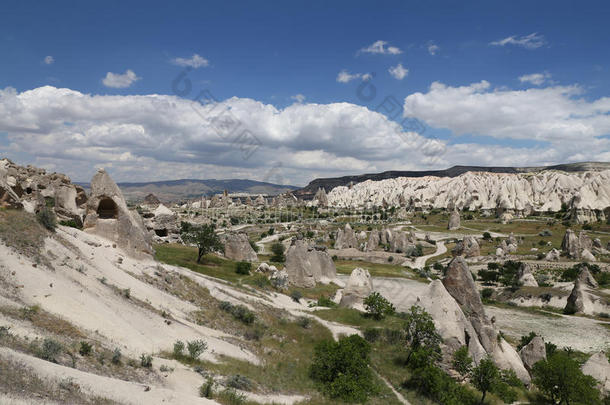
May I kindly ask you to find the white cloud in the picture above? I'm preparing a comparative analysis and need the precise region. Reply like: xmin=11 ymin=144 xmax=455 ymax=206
xmin=403 ymin=80 xmax=610 ymax=148
xmin=0 ymin=85 xmax=442 ymax=184
xmin=43 ymin=56 xmax=54 ymax=65
xmin=291 ymin=94 xmax=305 ymax=103
xmin=102 ymin=70 xmax=140 ymax=88
xmin=490 ymin=33 xmax=546 ymax=49
xmin=388 ymin=63 xmax=408 ymax=80
xmin=359 ymin=40 xmax=402 ymax=55
xmin=336 ymin=70 xmax=372 ymax=83
xmin=171 ymin=54 xmax=209 ymax=68
xmin=519 ymin=72 xmax=551 ymax=86
xmin=427 ymin=44 xmax=439 ymax=55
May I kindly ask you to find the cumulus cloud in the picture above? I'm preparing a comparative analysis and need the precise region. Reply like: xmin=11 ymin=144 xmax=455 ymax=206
xmin=359 ymin=40 xmax=402 ymax=55
xmin=388 ymin=63 xmax=408 ymax=80
xmin=336 ymin=70 xmax=372 ymax=83
xmin=171 ymin=54 xmax=209 ymax=68
xmin=102 ymin=70 xmax=140 ymax=88
xmin=43 ymin=56 xmax=54 ymax=65
xmin=291 ymin=94 xmax=305 ymax=103
xmin=519 ymin=72 xmax=551 ymax=86
xmin=0 ymin=86 xmax=444 ymax=184
xmin=403 ymin=80 xmax=610 ymax=161
xmin=490 ymin=33 xmax=546 ymax=49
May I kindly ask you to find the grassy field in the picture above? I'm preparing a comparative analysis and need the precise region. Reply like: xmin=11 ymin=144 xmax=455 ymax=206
xmin=335 ymin=259 xmax=411 ymax=278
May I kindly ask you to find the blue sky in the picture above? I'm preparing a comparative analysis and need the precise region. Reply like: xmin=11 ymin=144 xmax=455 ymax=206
xmin=1 ymin=0 xmax=609 ymax=185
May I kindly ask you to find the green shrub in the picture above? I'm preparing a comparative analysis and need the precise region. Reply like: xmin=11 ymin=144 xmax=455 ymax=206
xmin=219 ymin=301 xmax=256 ymax=324
xmin=270 ymin=242 xmax=285 ymax=262
xmin=226 ymin=374 xmax=253 ymax=391
xmin=315 ymin=296 xmax=337 ymax=308
xmin=173 ymin=340 xmax=185 ymax=357
xmin=111 ymin=348 xmax=121 ymax=365
xmin=39 ymin=338 xmax=62 ymax=362
xmin=37 ymin=207 xmax=57 ymax=231
xmin=297 ymin=316 xmax=311 ymax=329
xmin=187 ymin=339 xmax=208 ymax=360
xmin=290 ymin=290 xmax=303 ymax=303
xmin=249 ymin=240 xmax=260 ymax=252
xmin=452 ymin=346 xmax=472 ymax=377
xmin=309 ymin=334 xmax=378 ymax=402
xmin=517 ymin=331 xmax=537 ymax=351
xmin=405 ymin=364 xmax=478 ymax=405
xmin=140 ymin=354 xmax=153 ymax=368
xmin=481 ymin=288 xmax=494 ymax=300
xmin=363 ymin=292 xmax=395 ymax=320
xmin=363 ymin=327 xmax=381 ymax=343
xmin=79 ymin=341 xmax=92 ymax=356
xmin=59 ymin=219 xmax=82 ymax=229
xmin=199 ymin=376 xmax=214 ymax=398
xmin=235 ymin=261 xmax=251 ymax=275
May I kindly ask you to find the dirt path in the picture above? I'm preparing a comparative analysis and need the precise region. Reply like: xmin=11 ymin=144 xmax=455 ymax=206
xmin=402 ymin=241 xmax=446 ymax=269
xmin=376 ymin=373 xmax=411 ymax=405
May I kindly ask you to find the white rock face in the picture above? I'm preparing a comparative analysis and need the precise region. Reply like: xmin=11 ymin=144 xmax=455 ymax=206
xmin=582 ymin=352 xmax=610 ymax=393
xmin=517 ymin=263 xmax=538 ymax=287
xmin=285 ymin=240 xmax=337 ymax=288
xmin=326 ymin=170 xmax=610 ymax=220
xmin=83 ymin=169 xmax=153 ymax=258
xmin=334 ymin=223 xmax=358 ymax=249
xmin=339 ymin=268 xmax=373 ymax=310
xmin=224 ymin=233 xmax=258 ymax=262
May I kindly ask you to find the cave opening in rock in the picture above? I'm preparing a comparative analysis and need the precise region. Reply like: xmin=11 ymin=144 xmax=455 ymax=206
xmin=155 ymin=229 xmax=168 ymax=237
xmin=97 ymin=198 xmax=118 ymax=219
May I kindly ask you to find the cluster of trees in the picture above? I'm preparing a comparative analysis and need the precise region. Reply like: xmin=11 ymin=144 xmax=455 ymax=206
xmin=478 ymin=260 xmax=522 ymax=287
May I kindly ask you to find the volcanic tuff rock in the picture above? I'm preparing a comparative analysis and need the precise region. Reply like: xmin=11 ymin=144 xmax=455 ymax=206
xmin=285 ymin=239 xmax=337 ymax=288
xmin=389 ymin=231 xmax=414 ymax=253
xmin=448 ymin=209 xmax=460 ymax=230
xmin=334 ymin=223 xmax=358 ymax=249
xmin=0 ymin=158 xmax=86 ymax=223
xmin=582 ymin=352 xmax=610 ymax=393
xmin=326 ymin=170 xmax=610 ymax=221
xmin=452 ymin=236 xmax=480 ymax=258
xmin=83 ymin=169 xmax=153 ymax=258
xmin=517 ymin=263 xmax=538 ymax=287
xmin=312 ymin=187 xmax=328 ymax=207
xmin=545 ymin=248 xmax=561 ymax=261
xmin=519 ymin=336 xmax=546 ymax=371
xmin=564 ymin=268 xmax=599 ymax=315
xmin=339 ymin=268 xmax=373 ymax=310
xmin=561 ymin=229 xmax=581 ymax=259
xmin=365 ymin=230 xmax=380 ymax=252
xmin=224 ymin=233 xmax=258 ymax=262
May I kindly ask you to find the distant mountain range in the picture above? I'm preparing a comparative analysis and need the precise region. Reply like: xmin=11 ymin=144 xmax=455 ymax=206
xmin=294 ymin=162 xmax=610 ymax=199
xmin=77 ymin=179 xmax=298 ymax=202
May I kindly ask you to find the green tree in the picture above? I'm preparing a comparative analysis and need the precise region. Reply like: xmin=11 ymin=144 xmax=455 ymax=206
xmin=471 ymin=357 xmax=499 ymax=405
xmin=309 ymin=334 xmax=377 ymax=403
xmin=270 ymin=242 xmax=285 ymax=262
xmin=532 ymin=351 xmax=600 ymax=405
xmin=403 ymin=305 xmax=442 ymax=365
xmin=363 ymin=292 xmax=396 ymax=320
xmin=180 ymin=222 xmax=224 ymax=263
xmin=452 ymin=345 xmax=473 ymax=378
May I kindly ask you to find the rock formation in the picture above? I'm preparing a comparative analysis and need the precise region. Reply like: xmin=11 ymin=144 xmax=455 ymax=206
xmin=561 ymin=229 xmax=581 ymax=259
xmin=519 ymin=336 xmax=546 ymax=371
xmin=564 ymin=268 xmax=599 ymax=315
xmin=285 ymin=239 xmax=337 ymax=288
xmin=389 ymin=231 xmax=413 ymax=253
xmin=143 ymin=204 xmax=181 ymax=243
xmin=0 ymin=158 xmax=86 ymax=223
xmin=143 ymin=193 xmax=161 ymax=206
xmin=582 ymin=352 xmax=610 ymax=394
xmin=256 ymin=262 xmax=278 ymax=273
xmin=334 ymin=223 xmax=358 ymax=249
xmin=448 ymin=209 xmax=460 ymax=230
xmin=224 ymin=233 xmax=258 ymax=262
xmin=326 ymin=170 xmax=610 ymax=222
xmin=365 ymin=230 xmax=380 ymax=252
xmin=517 ymin=263 xmax=538 ymax=287
xmin=339 ymin=268 xmax=373 ymax=310
xmin=581 ymin=249 xmax=597 ymax=262
xmin=545 ymin=248 xmax=561 ymax=261
xmin=452 ymin=236 xmax=480 ymax=258
xmin=313 ymin=187 xmax=328 ymax=207
xmin=83 ymin=169 xmax=153 ymax=258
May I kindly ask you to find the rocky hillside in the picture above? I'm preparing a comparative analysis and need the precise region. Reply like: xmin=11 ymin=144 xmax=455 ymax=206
xmin=296 ymin=162 xmax=610 ymax=199
xmin=326 ymin=169 xmax=610 ymax=220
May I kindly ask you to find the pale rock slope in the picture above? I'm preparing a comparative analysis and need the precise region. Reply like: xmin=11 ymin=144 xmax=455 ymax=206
xmin=327 ymin=170 xmax=610 ymax=220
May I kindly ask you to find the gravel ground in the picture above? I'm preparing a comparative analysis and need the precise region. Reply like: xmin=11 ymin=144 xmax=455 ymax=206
xmin=487 ymin=306 xmax=610 ymax=353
